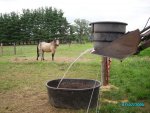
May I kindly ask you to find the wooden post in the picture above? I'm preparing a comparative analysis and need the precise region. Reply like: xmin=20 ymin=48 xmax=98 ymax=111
xmin=101 ymin=57 xmax=107 ymax=86
xmin=13 ymin=42 xmax=16 ymax=55
xmin=101 ymin=57 xmax=111 ymax=86
xmin=0 ymin=43 xmax=3 ymax=55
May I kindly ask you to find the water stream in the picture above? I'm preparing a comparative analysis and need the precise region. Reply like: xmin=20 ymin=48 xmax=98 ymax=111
xmin=57 ymin=48 xmax=93 ymax=88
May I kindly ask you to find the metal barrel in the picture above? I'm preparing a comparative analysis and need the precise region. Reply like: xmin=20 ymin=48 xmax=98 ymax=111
xmin=90 ymin=21 xmax=127 ymax=51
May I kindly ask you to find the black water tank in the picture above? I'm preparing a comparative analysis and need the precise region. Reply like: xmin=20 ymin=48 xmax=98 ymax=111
xmin=46 ymin=78 xmax=101 ymax=109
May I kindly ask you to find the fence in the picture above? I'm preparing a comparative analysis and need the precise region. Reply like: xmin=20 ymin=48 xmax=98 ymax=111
xmin=0 ymin=43 xmax=36 ymax=56
xmin=0 ymin=43 xmax=17 ymax=56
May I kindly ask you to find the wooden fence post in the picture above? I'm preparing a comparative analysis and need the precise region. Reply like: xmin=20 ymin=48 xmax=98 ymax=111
xmin=13 ymin=42 xmax=16 ymax=55
xmin=0 ymin=43 xmax=3 ymax=55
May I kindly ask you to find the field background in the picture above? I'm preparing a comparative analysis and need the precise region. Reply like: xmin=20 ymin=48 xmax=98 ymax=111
xmin=0 ymin=43 xmax=150 ymax=113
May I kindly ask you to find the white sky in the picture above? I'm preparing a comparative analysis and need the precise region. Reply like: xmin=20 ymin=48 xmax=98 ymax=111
xmin=0 ymin=0 xmax=150 ymax=31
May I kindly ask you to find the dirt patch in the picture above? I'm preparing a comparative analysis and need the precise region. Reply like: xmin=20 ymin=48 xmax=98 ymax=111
xmin=10 ymin=57 xmax=91 ymax=63
xmin=102 ymin=98 xmax=128 ymax=104
xmin=0 ymin=89 xmax=77 ymax=113
xmin=139 ymin=102 xmax=150 ymax=112
xmin=10 ymin=57 xmax=36 ymax=63
xmin=101 ymin=84 xmax=119 ymax=92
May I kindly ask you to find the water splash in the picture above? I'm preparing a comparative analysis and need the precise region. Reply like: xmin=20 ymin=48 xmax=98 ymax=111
xmin=57 ymin=48 xmax=93 ymax=88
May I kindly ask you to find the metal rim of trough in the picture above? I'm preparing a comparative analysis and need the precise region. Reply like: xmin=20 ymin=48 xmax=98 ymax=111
xmin=46 ymin=78 xmax=101 ymax=90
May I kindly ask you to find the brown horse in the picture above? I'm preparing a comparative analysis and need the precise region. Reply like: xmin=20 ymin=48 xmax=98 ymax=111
xmin=37 ymin=39 xmax=59 ymax=61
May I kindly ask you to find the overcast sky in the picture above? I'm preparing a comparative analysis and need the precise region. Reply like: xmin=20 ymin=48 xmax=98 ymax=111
xmin=0 ymin=0 xmax=150 ymax=31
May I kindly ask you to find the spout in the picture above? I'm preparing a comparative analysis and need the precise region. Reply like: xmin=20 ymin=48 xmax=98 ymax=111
xmin=90 ymin=48 xmax=96 ymax=54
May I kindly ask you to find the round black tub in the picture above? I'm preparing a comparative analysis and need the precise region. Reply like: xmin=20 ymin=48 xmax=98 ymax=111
xmin=46 ymin=78 xmax=101 ymax=109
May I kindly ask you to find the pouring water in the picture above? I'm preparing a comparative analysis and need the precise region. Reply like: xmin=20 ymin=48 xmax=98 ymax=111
xmin=57 ymin=48 xmax=93 ymax=88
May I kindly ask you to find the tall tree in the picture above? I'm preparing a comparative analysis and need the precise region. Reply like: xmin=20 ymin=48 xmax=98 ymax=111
xmin=74 ymin=19 xmax=90 ymax=43
xmin=0 ymin=7 xmax=69 ymax=44
xmin=0 ymin=12 xmax=21 ymax=43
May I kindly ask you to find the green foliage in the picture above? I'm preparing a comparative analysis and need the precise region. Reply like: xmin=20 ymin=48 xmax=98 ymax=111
xmin=0 ymin=7 xmax=69 ymax=44
xmin=0 ymin=12 xmax=21 ymax=43
xmin=0 ymin=8 xmax=92 ymax=44
xmin=73 ymin=19 xmax=91 ymax=43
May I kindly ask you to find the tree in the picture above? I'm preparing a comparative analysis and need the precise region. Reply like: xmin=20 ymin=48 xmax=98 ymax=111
xmin=0 ymin=12 xmax=21 ymax=44
xmin=0 ymin=7 xmax=69 ymax=44
xmin=74 ymin=19 xmax=90 ymax=43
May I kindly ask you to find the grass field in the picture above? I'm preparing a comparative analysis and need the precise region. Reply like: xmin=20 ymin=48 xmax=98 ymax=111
xmin=0 ymin=43 xmax=150 ymax=113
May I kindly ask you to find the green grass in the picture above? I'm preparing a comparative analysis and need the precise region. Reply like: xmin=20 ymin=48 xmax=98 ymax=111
xmin=0 ymin=43 xmax=150 ymax=113
xmin=138 ymin=48 xmax=150 ymax=57
xmin=110 ymin=57 xmax=150 ymax=101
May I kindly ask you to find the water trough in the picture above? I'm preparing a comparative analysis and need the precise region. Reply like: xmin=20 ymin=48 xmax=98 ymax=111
xmin=46 ymin=78 xmax=100 ymax=109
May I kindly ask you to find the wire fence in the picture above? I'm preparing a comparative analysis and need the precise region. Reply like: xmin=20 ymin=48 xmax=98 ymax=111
xmin=0 ymin=44 xmax=36 ymax=56
xmin=0 ymin=43 xmax=15 ymax=56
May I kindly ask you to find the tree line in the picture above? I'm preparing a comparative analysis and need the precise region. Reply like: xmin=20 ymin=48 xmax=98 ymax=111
xmin=0 ymin=7 xmax=91 ymax=45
